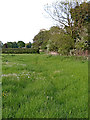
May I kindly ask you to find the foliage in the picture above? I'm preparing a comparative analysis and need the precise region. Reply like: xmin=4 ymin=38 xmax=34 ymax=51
xmin=17 ymin=41 xmax=25 ymax=48
xmin=49 ymin=33 xmax=74 ymax=55
xmin=2 ymin=43 xmax=8 ymax=48
xmin=44 ymin=0 xmax=89 ymax=51
xmin=70 ymin=2 xmax=88 ymax=42
xmin=5 ymin=42 xmax=18 ymax=48
xmin=12 ymin=42 xmax=18 ymax=48
xmin=2 ymin=48 xmax=39 ymax=54
xmin=75 ymin=26 xmax=88 ymax=50
xmin=2 ymin=41 xmax=24 ymax=48
xmin=25 ymin=42 xmax=32 ymax=48
xmin=33 ymin=29 xmax=50 ymax=50
xmin=6 ymin=42 xmax=13 ymax=48
xmin=33 ymin=26 xmax=74 ymax=55
xmin=49 ymin=26 xmax=65 ymax=34
xmin=70 ymin=2 xmax=88 ymax=27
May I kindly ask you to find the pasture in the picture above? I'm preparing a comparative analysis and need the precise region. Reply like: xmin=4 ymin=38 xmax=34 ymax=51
xmin=2 ymin=54 xmax=88 ymax=118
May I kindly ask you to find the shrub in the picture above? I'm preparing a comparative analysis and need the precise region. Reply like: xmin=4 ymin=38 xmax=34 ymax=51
xmin=2 ymin=48 xmax=39 ymax=54
xmin=48 ymin=33 xmax=74 ymax=55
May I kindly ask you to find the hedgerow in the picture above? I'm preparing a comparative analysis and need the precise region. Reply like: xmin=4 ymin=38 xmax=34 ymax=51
xmin=2 ymin=48 xmax=39 ymax=54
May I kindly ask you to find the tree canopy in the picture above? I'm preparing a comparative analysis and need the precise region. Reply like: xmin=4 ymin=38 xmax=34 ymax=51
xmin=43 ymin=0 xmax=89 ymax=53
xmin=2 ymin=41 xmax=32 ymax=49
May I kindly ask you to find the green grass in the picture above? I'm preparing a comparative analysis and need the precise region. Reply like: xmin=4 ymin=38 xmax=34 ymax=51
xmin=2 ymin=54 xmax=88 ymax=118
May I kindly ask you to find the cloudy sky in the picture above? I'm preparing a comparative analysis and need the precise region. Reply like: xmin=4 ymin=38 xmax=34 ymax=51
xmin=0 ymin=0 xmax=57 ymax=44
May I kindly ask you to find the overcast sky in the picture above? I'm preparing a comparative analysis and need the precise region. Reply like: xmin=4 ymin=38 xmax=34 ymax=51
xmin=0 ymin=0 xmax=88 ymax=44
xmin=0 ymin=0 xmax=57 ymax=44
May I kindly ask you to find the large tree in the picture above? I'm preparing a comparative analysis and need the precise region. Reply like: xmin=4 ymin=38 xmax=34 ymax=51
xmin=70 ymin=1 xmax=88 ymax=38
xmin=47 ymin=31 xmax=74 ymax=54
xmin=33 ymin=29 xmax=50 ymax=50
xmin=44 ymin=0 xmax=88 ymax=40
xmin=33 ymin=26 xmax=74 ymax=54
xmin=17 ymin=41 xmax=25 ymax=48
xmin=70 ymin=1 xmax=88 ymax=50
xmin=6 ymin=42 xmax=13 ymax=48
xmin=44 ymin=0 xmax=89 ymax=51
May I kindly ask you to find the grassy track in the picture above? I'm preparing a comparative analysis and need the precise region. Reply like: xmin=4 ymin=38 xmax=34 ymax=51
xmin=2 ymin=54 xmax=88 ymax=118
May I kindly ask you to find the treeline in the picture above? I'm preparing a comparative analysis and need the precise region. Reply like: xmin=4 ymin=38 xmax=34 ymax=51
xmin=0 ymin=41 xmax=32 ymax=48
xmin=32 ymin=1 xmax=89 ymax=55
xmin=0 ymin=41 xmax=40 ymax=54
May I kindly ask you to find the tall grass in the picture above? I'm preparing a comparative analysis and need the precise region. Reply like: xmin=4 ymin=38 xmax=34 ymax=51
xmin=2 ymin=54 xmax=88 ymax=118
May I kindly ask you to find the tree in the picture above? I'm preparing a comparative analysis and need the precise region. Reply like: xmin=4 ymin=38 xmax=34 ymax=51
xmin=48 ymin=32 xmax=74 ymax=54
xmin=46 ymin=26 xmax=67 ymax=52
xmin=6 ymin=42 xmax=14 ymax=48
xmin=12 ymin=42 xmax=18 ymax=48
xmin=70 ymin=1 xmax=89 ymax=50
xmin=2 ymin=43 xmax=8 ymax=48
xmin=25 ymin=42 xmax=32 ymax=48
xmin=44 ymin=0 xmax=88 ymax=40
xmin=49 ymin=26 xmax=65 ymax=34
xmin=44 ymin=0 xmax=89 ymax=52
xmin=33 ymin=29 xmax=50 ymax=50
xmin=32 ymin=25 xmax=74 ymax=54
xmin=17 ymin=41 xmax=25 ymax=48
xmin=70 ymin=1 xmax=88 ymax=39
xmin=3 ymin=42 xmax=18 ymax=48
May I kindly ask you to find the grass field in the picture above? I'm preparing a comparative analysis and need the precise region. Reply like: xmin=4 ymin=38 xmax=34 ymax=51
xmin=2 ymin=54 xmax=88 ymax=118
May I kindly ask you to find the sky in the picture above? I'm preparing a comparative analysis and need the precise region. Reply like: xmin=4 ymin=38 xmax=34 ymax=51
xmin=0 ymin=0 xmax=88 ymax=44
xmin=0 ymin=0 xmax=56 ymax=44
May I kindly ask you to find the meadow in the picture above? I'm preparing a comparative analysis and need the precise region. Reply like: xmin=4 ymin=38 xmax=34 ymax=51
xmin=2 ymin=54 xmax=88 ymax=118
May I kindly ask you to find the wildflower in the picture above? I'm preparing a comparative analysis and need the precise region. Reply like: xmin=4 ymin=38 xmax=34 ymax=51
xmin=28 ymin=76 xmax=30 ymax=78
xmin=17 ymin=77 xmax=19 ymax=80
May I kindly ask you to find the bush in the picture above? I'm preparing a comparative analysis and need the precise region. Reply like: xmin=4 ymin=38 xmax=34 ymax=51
xmin=48 ymin=33 xmax=74 ymax=55
xmin=2 ymin=48 xmax=39 ymax=54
